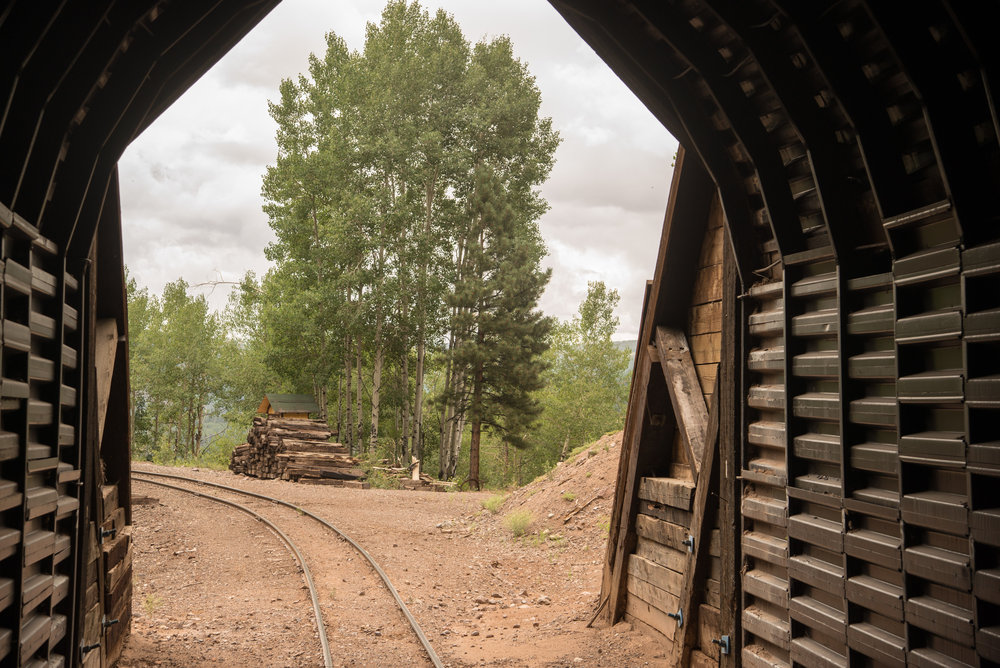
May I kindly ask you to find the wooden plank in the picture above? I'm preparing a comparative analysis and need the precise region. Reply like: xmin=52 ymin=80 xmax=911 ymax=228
xmin=635 ymin=536 xmax=687 ymax=574
xmin=691 ymin=649 xmax=717 ymax=668
xmin=698 ymin=226 xmax=725 ymax=269
xmin=638 ymin=477 xmax=695 ymax=510
xmin=691 ymin=264 xmax=723 ymax=306
xmin=656 ymin=326 xmax=710 ymax=478
xmin=696 ymin=362 xmax=718 ymax=396
xmin=605 ymin=348 xmax=654 ymax=623
xmin=625 ymin=587 xmax=678 ymax=641
xmin=627 ymin=573 xmax=681 ymax=617
xmin=636 ymin=513 xmax=690 ymax=552
xmin=625 ymin=611 xmax=672 ymax=645
xmin=673 ymin=373 xmax=722 ymax=667
xmin=705 ymin=578 xmax=721 ymax=608
xmin=94 ymin=318 xmax=118 ymax=444
xmin=719 ymin=228 xmax=741 ymax=668
xmin=698 ymin=603 xmax=722 ymax=659
xmin=629 ymin=553 xmax=686 ymax=596
xmin=689 ymin=301 xmax=722 ymax=335
xmin=690 ymin=332 xmax=722 ymax=365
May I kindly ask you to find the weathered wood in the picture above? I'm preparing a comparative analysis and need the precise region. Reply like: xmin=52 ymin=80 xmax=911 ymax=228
xmin=635 ymin=513 xmax=689 ymax=552
xmin=94 ymin=318 xmax=118 ymax=444
xmin=605 ymin=347 xmax=654 ymax=623
xmin=627 ymin=572 xmax=681 ymax=618
xmin=691 ymin=264 xmax=723 ymax=307
xmin=231 ymin=415 xmax=363 ymax=483
xmin=629 ymin=552 xmax=686 ymax=596
xmin=625 ymin=586 xmax=678 ymax=641
xmin=689 ymin=301 xmax=722 ymax=335
xmin=698 ymin=603 xmax=722 ymax=659
xmin=635 ymin=536 xmax=687 ymax=574
xmin=638 ymin=476 xmax=695 ymax=510
xmin=673 ymin=373 xmax=722 ymax=667
xmin=690 ymin=332 xmax=723 ymax=365
xmin=656 ymin=326 xmax=710 ymax=478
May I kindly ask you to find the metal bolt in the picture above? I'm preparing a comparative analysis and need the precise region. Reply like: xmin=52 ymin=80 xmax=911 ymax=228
xmin=712 ymin=635 xmax=731 ymax=655
xmin=682 ymin=535 xmax=694 ymax=553
xmin=667 ymin=609 xmax=684 ymax=627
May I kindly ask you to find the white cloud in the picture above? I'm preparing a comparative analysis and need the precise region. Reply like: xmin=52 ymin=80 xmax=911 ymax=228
xmin=119 ymin=0 xmax=677 ymax=337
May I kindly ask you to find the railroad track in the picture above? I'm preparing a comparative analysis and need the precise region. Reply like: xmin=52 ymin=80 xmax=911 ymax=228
xmin=130 ymin=470 xmax=443 ymax=668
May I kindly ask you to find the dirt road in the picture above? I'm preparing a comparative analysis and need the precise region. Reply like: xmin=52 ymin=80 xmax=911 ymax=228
xmin=122 ymin=446 xmax=668 ymax=667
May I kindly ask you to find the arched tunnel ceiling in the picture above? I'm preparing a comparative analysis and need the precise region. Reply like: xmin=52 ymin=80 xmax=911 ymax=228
xmin=0 ymin=0 xmax=281 ymax=258
xmin=4 ymin=1 xmax=997 ymax=269
xmin=549 ymin=0 xmax=1000 ymax=287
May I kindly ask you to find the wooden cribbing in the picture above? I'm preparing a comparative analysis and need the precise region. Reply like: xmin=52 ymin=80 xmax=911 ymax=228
xmin=655 ymin=326 xmax=709 ymax=479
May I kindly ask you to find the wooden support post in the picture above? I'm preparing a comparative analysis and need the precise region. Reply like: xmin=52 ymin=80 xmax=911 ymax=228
xmin=671 ymin=374 xmax=721 ymax=666
xmin=655 ymin=326 xmax=709 ymax=479
xmin=94 ymin=318 xmax=118 ymax=445
xmin=604 ymin=348 xmax=653 ymax=624
xmin=718 ymin=234 xmax=742 ymax=666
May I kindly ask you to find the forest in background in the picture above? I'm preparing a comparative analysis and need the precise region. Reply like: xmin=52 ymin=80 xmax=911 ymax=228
xmin=127 ymin=1 xmax=633 ymax=489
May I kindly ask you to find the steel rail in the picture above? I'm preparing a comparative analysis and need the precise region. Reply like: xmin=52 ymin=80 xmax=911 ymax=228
xmin=132 ymin=469 xmax=444 ymax=668
xmin=131 ymin=476 xmax=334 ymax=668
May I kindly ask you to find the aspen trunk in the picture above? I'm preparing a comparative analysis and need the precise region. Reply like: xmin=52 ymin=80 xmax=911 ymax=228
xmin=413 ymin=336 xmax=425 ymax=466
xmin=369 ymin=311 xmax=383 ymax=458
xmin=337 ymin=372 xmax=343 ymax=441
xmin=355 ymin=337 xmax=363 ymax=449
xmin=400 ymin=353 xmax=410 ymax=463
xmin=345 ymin=338 xmax=353 ymax=456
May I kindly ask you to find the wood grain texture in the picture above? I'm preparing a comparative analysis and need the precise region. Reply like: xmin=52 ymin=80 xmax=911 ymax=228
xmin=656 ymin=326 xmax=709 ymax=478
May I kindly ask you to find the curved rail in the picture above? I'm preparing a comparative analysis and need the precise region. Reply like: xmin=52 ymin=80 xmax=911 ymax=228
xmin=132 ymin=469 xmax=444 ymax=668
xmin=131 ymin=476 xmax=334 ymax=668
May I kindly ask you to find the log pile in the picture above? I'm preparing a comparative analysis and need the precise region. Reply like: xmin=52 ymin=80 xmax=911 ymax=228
xmin=371 ymin=464 xmax=456 ymax=492
xmin=229 ymin=416 xmax=367 ymax=486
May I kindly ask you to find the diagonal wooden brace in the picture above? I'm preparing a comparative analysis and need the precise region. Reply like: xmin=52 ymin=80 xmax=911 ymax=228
xmin=655 ymin=326 xmax=709 ymax=480
xmin=672 ymin=374 xmax=721 ymax=666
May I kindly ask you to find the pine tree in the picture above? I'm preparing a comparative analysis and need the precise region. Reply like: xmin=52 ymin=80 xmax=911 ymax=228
xmin=447 ymin=167 xmax=552 ymax=489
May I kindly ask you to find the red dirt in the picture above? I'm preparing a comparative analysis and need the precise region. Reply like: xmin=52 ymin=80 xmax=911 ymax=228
xmin=121 ymin=432 xmax=670 ymax=667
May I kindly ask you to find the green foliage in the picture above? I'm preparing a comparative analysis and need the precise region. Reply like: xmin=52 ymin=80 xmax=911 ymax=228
xmin=526 ymin=282 xmax=631 ymax=477
xmin=561 ymin=491 xmax=576 ymax=502
xmin=128 ymin=274 xmax=228 ymax=463
xmin=504 ymin=509 xmax=533 ymax=537
xmin=481 ymin=494 xmax=506 ymax=514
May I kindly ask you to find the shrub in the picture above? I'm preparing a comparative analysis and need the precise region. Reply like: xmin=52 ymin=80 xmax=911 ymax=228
xmin=482 ymin=494 xmax=506 ymax=514
xmin=505 ymin=509 xmax=533 ymax=537
xmin=561 ymin=491 xmax=576 ymax=502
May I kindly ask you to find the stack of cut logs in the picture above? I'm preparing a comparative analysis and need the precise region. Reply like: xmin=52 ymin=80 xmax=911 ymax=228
xmin=229 ymin=416 xmax=367 ymax=486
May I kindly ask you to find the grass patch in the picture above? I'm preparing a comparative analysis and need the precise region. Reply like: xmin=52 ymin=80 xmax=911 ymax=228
xmin=561 ymin=491 xmax=576 ymax=502
xmin=142 ymin=593 xmax=163 ymax=616
xmin=597 ymin=516 xmax=611 ymax=534
xmin=505 ymin=509 xmax=533 ymax=537
xmin=364 ymin=466 xmax=401 ymax=490
xmin=481 ymin=494 xmax=506 ymax=514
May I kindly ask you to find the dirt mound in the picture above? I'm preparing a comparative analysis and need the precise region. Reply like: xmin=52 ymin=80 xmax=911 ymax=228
xmin=475 ymin=431 xmax=622 ymax=551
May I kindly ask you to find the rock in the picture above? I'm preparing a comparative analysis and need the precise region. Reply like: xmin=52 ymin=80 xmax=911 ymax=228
xmin=536 ymin=595 xmax=551 ymax=605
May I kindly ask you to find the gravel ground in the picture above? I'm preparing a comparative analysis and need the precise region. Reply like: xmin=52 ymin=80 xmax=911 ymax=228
xmin=121 ymin=439 xmax=669 ymax=667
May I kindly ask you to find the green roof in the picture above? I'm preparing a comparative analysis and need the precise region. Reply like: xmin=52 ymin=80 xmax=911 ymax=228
xmin=257 ymin=393 xmax=320 ymax=415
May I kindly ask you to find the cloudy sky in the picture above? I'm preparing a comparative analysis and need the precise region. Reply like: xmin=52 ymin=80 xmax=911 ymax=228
xmin=118 ymin=0 xmax=678 ymax=340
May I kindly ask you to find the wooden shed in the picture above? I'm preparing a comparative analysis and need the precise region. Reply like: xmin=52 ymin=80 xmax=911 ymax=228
xmin=257 ymin=393 xmax=321 ymax=419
